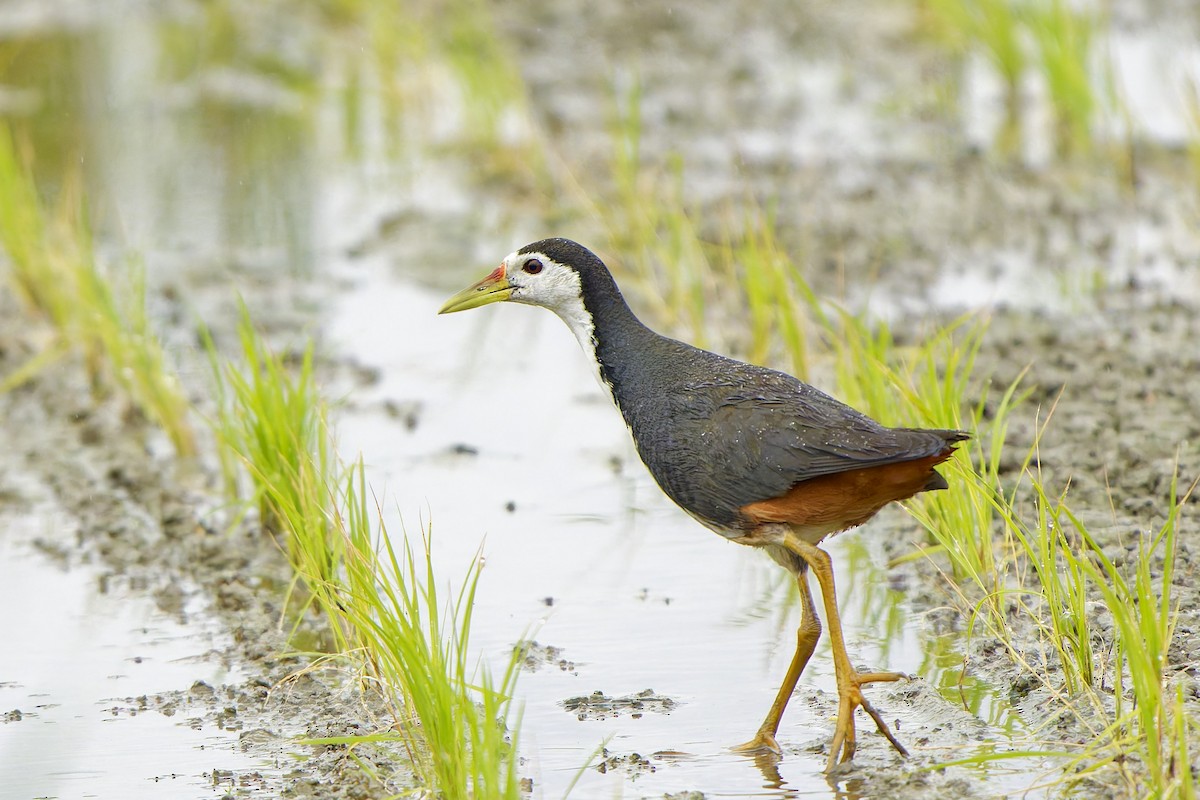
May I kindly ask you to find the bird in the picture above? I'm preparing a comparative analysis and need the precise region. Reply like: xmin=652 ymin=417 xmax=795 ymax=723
xmin=439 ymin=237 xmax=967 ymax=770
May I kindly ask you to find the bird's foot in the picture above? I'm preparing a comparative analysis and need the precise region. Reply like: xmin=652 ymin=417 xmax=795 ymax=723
xmin=825 ymin=669 xmax=908 ymax=771
xmin=731 ymin=730 xmax=782 ymax=756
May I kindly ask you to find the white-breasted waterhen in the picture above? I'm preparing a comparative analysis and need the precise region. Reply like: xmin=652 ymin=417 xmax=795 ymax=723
xmin=439 ymin=238 xmax=967 ymax=769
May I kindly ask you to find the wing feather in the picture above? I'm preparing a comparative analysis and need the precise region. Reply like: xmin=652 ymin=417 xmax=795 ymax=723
xmin=621 ymin=355 xmax=965 ymax=530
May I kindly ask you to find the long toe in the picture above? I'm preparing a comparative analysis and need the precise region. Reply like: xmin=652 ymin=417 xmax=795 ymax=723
xmin=825 ymin=702 xmax=857 ymax=772
xmin=855 ymin=669 xmax=907 ymax=686
xmin=732 ymin=731 xmax=782 ymax=756
xmin=859 ymin=693 xmax=908 ymax=758
xmin=825 ymin=670 xmax=909 ymax=771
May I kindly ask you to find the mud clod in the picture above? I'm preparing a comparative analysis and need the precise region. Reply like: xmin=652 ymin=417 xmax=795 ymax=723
xmin=562 ymin=688 xmax=677 ymax=720
xmin=596 ymin=748 xmax=657 ymax=776
xmin=515 ymin=640 xmax=577 ymax=673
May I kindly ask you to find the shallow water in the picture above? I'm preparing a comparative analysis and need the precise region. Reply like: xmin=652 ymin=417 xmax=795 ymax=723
xmin=0 ymin=479 xmax=265 ymax=799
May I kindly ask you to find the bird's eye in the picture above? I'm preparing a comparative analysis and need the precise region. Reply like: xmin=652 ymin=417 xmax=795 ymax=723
xmin=522 ymin=259 xmax=543 ymax=274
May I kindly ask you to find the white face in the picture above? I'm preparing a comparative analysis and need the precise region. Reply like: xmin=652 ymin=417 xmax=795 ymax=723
xmin=500 ymin=249 xmax=614 ymax=401
xmin=501 ymin=250 xmax=586 ymax=315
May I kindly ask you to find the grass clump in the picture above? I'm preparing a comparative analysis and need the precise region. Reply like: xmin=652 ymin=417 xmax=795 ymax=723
xmin=1069 ymin=474 xmax=1196 ymax=798
xmin=335 ymin=465 xmax=523 ymax=798
xmin=208 ymin=314 xmax=524 ymax=799
xmin=815 ymin=289 xmax=1197 ymax=795
xmin=0 ymin=125 xmax=195 ymax=455
xmin=802 ymin=275 xmax=1195 ymax=793
xmin=593 ymin=77 xmax=714 ymax=345
xmin=714 ymin=206 xmax=819 ymax=381
xmin=922 ymin=0 xmax=1025 ymax=95
xmin=918 ymin=0 xmax=1104 ymax=157
xmin=1183 ymin=79 xmax=1200 ymax=188
xmin=206 ymin=309 xmax=347 ymax=630
xmin=321 ymin=0 xmax=546 ymax=176
xmin=1024 ymin=0 xmax=1099 ymax=156
xmin=935 ymin=472 xmax=1197 ymax=799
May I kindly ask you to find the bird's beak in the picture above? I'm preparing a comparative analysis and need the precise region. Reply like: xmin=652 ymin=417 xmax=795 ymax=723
xmin=438 ymin=266 xmax=514 ymax=314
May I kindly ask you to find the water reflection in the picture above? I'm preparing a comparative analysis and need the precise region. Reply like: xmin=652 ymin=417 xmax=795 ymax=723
xmin=745 ymin=749 xmax=799 ymax=798
xmin=741 ymin=750 xmax=914 ymax=800
xmin=0 ymin=14 xmax=320 ymax=281
xmin=0 ymin=34 xmax=88 ymax=174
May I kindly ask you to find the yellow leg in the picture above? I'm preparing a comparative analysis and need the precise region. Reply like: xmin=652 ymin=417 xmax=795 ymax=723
xmin=782 ymin=533 xmax=908 ymax=770
xmin=732 ymin=569 xmax=821 ymax=755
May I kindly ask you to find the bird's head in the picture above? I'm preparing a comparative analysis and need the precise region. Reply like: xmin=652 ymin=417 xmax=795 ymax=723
xmin=437 ymin=238 xmax=645 ymax=401
xmin=438 ymin=238 xmax=606 ymax=318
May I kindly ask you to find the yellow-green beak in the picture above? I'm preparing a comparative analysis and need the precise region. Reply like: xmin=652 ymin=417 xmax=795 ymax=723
xmin=438 ymin=266 xmax=514 ymax=314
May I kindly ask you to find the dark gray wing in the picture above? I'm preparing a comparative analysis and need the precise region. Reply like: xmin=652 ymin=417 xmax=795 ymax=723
xmin=621 ymin=354 xmax=962 ymax=530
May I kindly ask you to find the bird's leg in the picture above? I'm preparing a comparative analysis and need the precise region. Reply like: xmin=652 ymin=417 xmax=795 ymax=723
xmin=732 ymin=568 xmax=821 ymax=755
xmin=782 ymin=533 xmax=908 ymax=770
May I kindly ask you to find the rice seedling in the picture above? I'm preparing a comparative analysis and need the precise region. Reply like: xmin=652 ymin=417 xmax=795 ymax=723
xmin=1170 ymin=687 xmax=1199 ymax=800
xmin=1184 ymin=78 xmax=1200 ymax=188
xmin=913 ymin=447 xmax=1197 ymax=798
xmin=901 ymin=346 xmax=1030 ymax=586
xmin=1024 ymin=0 xmax=1098 ymax=156
xmin=76 ymin=255 xmax=198 ymax=456
xmin=333 ymin=463 xmax=525 ymax=799
xmin=917 ymin=0 xmax=1105 ymax=158
xmin=594 ymin=78 xmax=716 ymax=344
xmin=828 ymin=296 xmax=1198 ymax=796
xmin=157 ymin=1 xmax=318 ymax=99
xmin=0 ymin=126 xmax=196 ymax=455
xmin=922 ymin=0 xmax=1025 ymax=96
xmin=918 ymin=475 xmax=1194 ymax=798
xmin=319 ymin=0 xmax=425 ymax=159
xmin=1065 ymin=471 xmax=1197 ymax=797
xmin=435 ymin=0 xmax=526 ymax=139
xmin=597 ymin=76 xmax=661 ymax=297
xmin=205 ymin=308 xmax=343 ymax=623
xmin=208 ymin=315 xmax=526 ymax=798
xmin=810 ymin=309 xmax=1037 ymax=650
xmin=917 ymin=0 xmax=1024 ymax=154
xmin=717 ymin=204 xmax=817 ymax=380
xmin=0 ymin=131 xmax=59 ymax=317
xmin=1010 ymin=480 xmax=1098 ymax=696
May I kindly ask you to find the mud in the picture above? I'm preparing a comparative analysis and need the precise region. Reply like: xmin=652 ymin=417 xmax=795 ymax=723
xmin=2 ymin=0 xmax=1200 ymax=798
xmin=562 ymin=689 xmax=677 ymax=721
xmin=517 ymin=640 xmax=579 ymax=674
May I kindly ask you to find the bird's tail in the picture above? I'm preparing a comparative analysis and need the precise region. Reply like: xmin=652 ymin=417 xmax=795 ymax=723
xmin=895 ymin=427 xmax=971 ymax=444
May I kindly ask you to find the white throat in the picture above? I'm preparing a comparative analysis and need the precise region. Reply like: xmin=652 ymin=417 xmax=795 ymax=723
xmin=505 ymin=248 xmax=619 ymax=406
xmin=550 ymin=300 xmax=616 ymax=405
